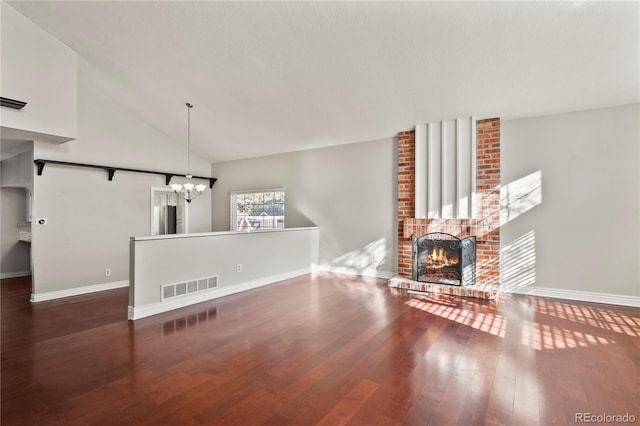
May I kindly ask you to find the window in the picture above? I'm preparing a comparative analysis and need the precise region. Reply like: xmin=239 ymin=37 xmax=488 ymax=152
xmin=230 ymin=189 xmax=285 ymax=231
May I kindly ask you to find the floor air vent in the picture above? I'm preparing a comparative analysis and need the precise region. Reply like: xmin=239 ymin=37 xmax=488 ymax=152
xmin=161 ymin=275 xmax=218 ymax=301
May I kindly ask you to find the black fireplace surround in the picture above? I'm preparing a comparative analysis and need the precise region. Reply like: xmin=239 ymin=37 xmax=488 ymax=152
xmin=412 ymin=232 xmax=476 ymax=286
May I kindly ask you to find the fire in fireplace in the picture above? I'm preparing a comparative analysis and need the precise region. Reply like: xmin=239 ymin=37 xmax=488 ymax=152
xmin=412 ymin=232 xmax=476 ymax=286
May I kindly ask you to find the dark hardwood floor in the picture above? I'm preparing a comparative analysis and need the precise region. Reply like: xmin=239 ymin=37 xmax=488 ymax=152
xmin=1 ymin=274 xmax=639 ymax=425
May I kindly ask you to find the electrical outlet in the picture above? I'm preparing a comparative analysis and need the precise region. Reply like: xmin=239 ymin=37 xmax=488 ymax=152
xmin=236 ymin=263 xmax=242 ymax=273
xmin=372 ymin=254 xmax=380 ymax=263
xmin=105 ymin=268 xmax=111 ymax=277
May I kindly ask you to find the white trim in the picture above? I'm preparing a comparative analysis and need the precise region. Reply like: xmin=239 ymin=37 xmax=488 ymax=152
xmin=132 ymin=226 xmax=318 ymax=242
xmin=229 ymin=187 xmax=286 ymax=195
xmin=504 ymin=286 xmax=640 ymax=308
xmin=31 ymin=280 xmax=129 ymax=302
xmin=455 ymin=118 xmax=463 ymax=218
xmin=415 ymin=124 xmax=427 ymax=219
xmin=128 ymin=268 xmax=310 ymax=320
xmin=311 ymin=264 xmax=395 ymax=280
xmin=1 ymin=270 xmax=31 ymax=279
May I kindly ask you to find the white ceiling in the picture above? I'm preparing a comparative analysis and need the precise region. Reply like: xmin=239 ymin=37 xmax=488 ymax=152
xmin=7 ymin=1 xmax=639 ymax=163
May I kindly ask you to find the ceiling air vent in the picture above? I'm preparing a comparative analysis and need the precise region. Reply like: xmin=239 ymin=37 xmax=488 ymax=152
xmin=1 ymin=97 xmax=27 ymax=110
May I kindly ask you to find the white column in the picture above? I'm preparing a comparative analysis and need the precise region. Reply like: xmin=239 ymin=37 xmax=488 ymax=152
xmin=427 ymin=122 xmax=441 ymax=218
xmin=456 ymin=117 xmax=472 ymax=219
xmin=418 ymin=116 xmax=477 ymax=220
xmin=441 ymin=120 xmax=456 ymax=218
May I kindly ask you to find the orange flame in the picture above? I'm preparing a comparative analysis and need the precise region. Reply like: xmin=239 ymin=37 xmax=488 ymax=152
xmin=427 ymin=247 xmax=459 ymax=269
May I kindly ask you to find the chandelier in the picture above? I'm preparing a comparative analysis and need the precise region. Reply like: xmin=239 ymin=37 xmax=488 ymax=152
xmin=170 ymin=102 xmax=207 ymax=203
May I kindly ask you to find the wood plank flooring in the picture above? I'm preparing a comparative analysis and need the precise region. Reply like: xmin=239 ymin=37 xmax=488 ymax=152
xmin=1 ymin=273 xmax=639 ymax=425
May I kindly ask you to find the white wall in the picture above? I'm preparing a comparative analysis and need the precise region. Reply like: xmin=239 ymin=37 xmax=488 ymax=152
xmin=0 ymin=2 xmax=77 ymax=143
xmin=211 ymin=138 xmax=396 ymax=277
xmin=1 ymin=149 xmax=33 ymax=188
xmin=129 ymin=227 xmax=318 ymax=319
xmin=31 ymin=70 xmax=212 ymax=296
xmin=501 ymin=103 xmax=639 ymax=301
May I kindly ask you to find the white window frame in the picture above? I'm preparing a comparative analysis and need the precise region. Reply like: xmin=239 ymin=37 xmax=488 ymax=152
xmin=230 ymin=188 xmax=285 ymax=232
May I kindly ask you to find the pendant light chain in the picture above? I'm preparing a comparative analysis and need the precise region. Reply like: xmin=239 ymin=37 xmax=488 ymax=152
xmin=186 ymin=102 xmax=193 ymax=177
xmin=170 ymin=101 xmax=207 ymax=203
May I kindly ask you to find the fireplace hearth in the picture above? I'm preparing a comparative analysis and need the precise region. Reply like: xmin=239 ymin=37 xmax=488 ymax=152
xmin=412 ymin=232 xmax=476 ymax=286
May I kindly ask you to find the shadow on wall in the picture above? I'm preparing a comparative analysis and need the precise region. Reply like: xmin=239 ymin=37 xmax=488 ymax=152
xmin=324 ymin=238 xmax=390 ymax=275
xmin=284 ymin=189 xmax=318 ymax=229
xmin=501 ymin=171 xmax=542 ymax=226
xmin=501 ymin=230 xmax=537 ymax=292
xmin=499 ymin=171 xmax=542 ymax=292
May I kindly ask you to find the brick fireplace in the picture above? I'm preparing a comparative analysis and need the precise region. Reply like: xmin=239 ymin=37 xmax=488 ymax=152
xmin=390 ymin=118 xmax=500 ymax=299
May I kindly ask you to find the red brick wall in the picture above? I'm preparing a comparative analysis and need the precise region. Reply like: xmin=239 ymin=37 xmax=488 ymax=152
xmin=396 ymin=118 xmax=501 ymax=286
xmin=397 ymin=130 xmax=416 ymax=278
xmin=475 ymin=118 xmax=501 ymax=285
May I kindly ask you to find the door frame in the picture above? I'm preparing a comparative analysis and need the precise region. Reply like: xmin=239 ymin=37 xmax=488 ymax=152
xmin=150 ymin=187 xmax=189 ymax=235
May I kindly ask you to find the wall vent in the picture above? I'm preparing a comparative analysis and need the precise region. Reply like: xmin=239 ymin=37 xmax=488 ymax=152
xmin=161 ymin=275 xmax=219 ymax=301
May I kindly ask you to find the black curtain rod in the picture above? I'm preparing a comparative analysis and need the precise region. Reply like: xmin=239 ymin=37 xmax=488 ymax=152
xmin=34 ymin=159 xmax=217 ymax=188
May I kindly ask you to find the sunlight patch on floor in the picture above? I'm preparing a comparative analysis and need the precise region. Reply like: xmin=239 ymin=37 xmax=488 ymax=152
xmin=406 ymin=297 xmax=506 ymax=337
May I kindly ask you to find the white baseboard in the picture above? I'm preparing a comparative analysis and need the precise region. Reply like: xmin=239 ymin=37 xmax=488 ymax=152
xmin=311 ymin=264 xmax=395 ymax=280
xmin=31 ymin=280 xmax=129 ymax=302
xmin=505 ymin=286 xmax=640 ymax=308
xmin=1 ymin=270 xmax=31 ymax=279
xmin=128 ymin=268 xmax=310 ymax=320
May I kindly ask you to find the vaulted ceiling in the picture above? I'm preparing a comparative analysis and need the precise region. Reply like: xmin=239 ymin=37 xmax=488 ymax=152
xmin=8 ymin=1 xmax=639 ymax=163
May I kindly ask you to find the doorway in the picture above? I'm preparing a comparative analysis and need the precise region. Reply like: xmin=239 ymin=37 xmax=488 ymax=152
xmin=150 ymin=187 xmax=188 ymax=235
